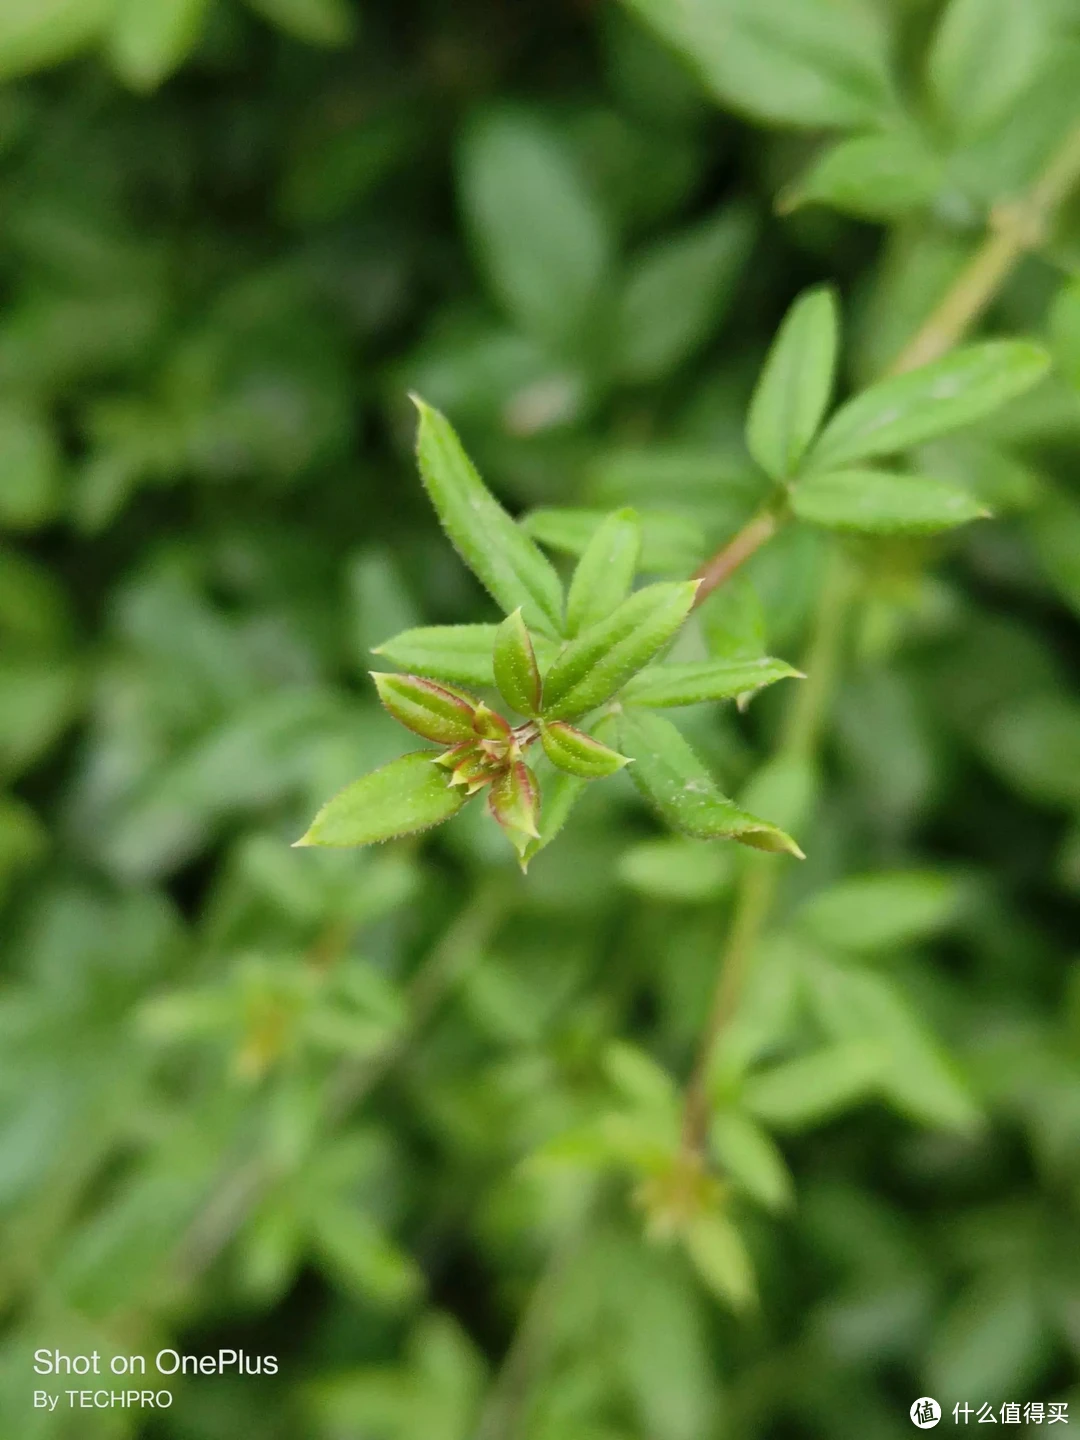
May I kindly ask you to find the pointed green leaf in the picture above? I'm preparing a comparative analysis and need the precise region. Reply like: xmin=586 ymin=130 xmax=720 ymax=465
xmin=492 ymin=609 xmax=542 ymax=715
xmin=618 ymin=710 xmax=803 ymax=856
xmin=371 ymin=673 xmax=479 ymax=745
xmin=746 ymin=286 xmax=839 ymax=481
xmin=295 ymin=753 xmax=466 ymax=848
xmin=373 ymin=624 xmax=558 ymax=688
xmin=927 ymin=0 xmax=1055 ymax=141
xmin=621 ymin=657 xmax=802 ymax=708
xmin=540 ymin=721 xmax=630 ymax=778
xmin=241 ymin=0 xmax=355 ymax=47
xmin=796 ymin=870 xmax=965 ymax=953
xmin=412 ymin=397 xmax=564 ymax=636
xmin=806 ymin=341 xmax=1050 ymax=470
xmin=541 ymin=582 xmax=698 ymax=721
xmin=565 ymin=508 xmax=642 ymax=638
xmin=488 ymin=760 xmax=541 ymax=866
xmin=108 ymin=0 xmax=210 ymax=90
xmin=685 ymin=1210 xmax=756 ymax=1310
xmin=791 ymin=468 xmax=988 ymax=534
xmin=520 ymin=767 xmax=587 ymax=868
xmin=710 ymin=1111 xmax=794 ymax=1212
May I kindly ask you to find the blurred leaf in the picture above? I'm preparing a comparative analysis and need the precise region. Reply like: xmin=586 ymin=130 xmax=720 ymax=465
xmin=743 ymin=1041 xmax=883 ymax=1128
xmin=614 ymin=205 xmax=755 ymax=383
xmin=928 ymin=1275 xmax=1048 ymax=1403
xmin=1027 ymin=487 xmax=1080 ymax=618
xmin=413 ymin=398 xmax=565 ymax=637
xmin=459 ymin=106 xmax=612 ymax=353
xmin=684 ymin=1209 xmax=756 ymax=1309
xmin=620 ymin=0 xmax=895 ymax=130
xmin=791 ymin=469 xmax=988 ymax=534
xmin=981 ymin=693 xmax=1080 ymax=809
xmin=0 ymin=659 xmax=80 ymax=779
xmin=796 ymin=870 xmax=965 ymax=953
xmin=296 ymin=751 xmax=466 ymax=847
xmin=927 ymin=0 xmax=1057 ymax=140
xmin=747 ymin=285 xmax=839 ymax=481
xmin=541 ymin=582 xmax=698 ymax=721
xmin=107 ymin=0 xmax=210 ymax=89
xmin=311 ymin=1204 xmax=422 ymax=1307
xmin=241 ymin=0 xmax=356 ymax=46
xmin=783 ymin=130 xmax=943 ymax=221
xmin=617 ymin=835 xmax=734 ymax=902
xmin=0 ymin=403 xmax=62 ymax=531
xmin=619 ymin=710 xmax=803 ymax=855
xmin=808 ymin=342 xmax=1051 ymax=469
xmin=711 ymin=1110 xmax=793 ymax=1211
xmin=0 ymin=794 xmax=48 ymax=903
xmin=0 ymin=0 xmax=113 ymax=79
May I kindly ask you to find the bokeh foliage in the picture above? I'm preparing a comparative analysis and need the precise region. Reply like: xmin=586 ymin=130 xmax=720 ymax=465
xmin=2 ymin=1 xmax=1080 ymax=1437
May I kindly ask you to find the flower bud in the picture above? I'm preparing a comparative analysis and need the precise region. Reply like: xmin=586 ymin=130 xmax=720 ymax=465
xmin=372 ymin=673 xmax=478 ymax=744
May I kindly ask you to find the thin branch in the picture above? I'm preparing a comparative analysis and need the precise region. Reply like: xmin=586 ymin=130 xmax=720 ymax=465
xmin=692 ymin=506 xmax=782 ymax=608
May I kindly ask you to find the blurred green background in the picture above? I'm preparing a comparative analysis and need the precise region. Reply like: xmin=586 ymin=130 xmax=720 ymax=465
xmin=2 ymin=0 xmax=1080 ymax=1436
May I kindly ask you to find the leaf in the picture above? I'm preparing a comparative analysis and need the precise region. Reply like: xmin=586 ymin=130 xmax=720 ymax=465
xmin=620 ymin=0 xmax=895 ymax=130
xmin=980 ymin=693 xmax=1080 ymax=810
xmin=565 ymin=508 xmax=642 ymax=638
xmin=796 ymin=870 xmax=965 ymax=953
xmin=0 ymin=0 xmax=114 ymax=80
xmin=411 ymin=398 xmax=564 ymax=637
xmin=373 ymin=624 xmax=499 ymax=687
xmin=790 ymin=469 xmax=989 ymax=534
xmin=806 ymin=341 xmax=1051 ymax=470
xmin=520 ymin=766 xmax=588 ymax=868
xmin=492 ymin=609 xmax=542 ymax=716
xmin=311 ymin=1205 xmax=422 ymax=1307
xmin=540 ymin=720 xmax=630 ymax=778
xmin=927 ymin=0 xmax=1056 ymax=140
xmin=804 ymin=959 xmax=981 ymax=1132
xmin=0 ymin=659 xmax=81 ymax=779
xmin=487 ymin=760 xmax=541 ymax=865
xmin=241 ymin=0 xmax=356 ymax=46
xmin=458 ymin=106 xmax=611 ymax=351
xmin=617 ymin=835 xmax=734 ymax=902
xmin=746 ymin=285 xmax=839 ymax=482
xmin=107 ymin=0 xmax=209 ymax=90
xmin=684 ymin=1210 xmax=756 ymax=1310
xmin=541 ymin=582 xmax=698 ymax=720
xmin=710 ymin=1111 xmax=794 ymax=1212
xmin=782 ymin=130 xmax=942 ymax=221
xmin=743 ymin=1041 xmax=883 ymax=1128
xmin=614 ymin=205 xmax=755 ymax=384
xmin=617 ymin=710 xmax=803 ymax=856
xmin=1027 ymin=486 xmax=1080 ymax=619
xmin=371 ymin=673 xmax=479 ymax=745
xmin=524 ymin=506 xmax=706 ymax=574
xmin=621 ymin=657 xmax=801 ymax=708
xmin=295 ymin=752 xmax=466 ymax=848
xmin=0 ymin=402 xmax=62 ymax=530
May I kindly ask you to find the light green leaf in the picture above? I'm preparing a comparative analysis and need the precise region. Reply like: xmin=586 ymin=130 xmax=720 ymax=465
xmin=458 ymin=106 xmax=611 ymax=351
xmin=615 ymin=205 xmax=755 ymax=384
xmin=0 ymin=793 xmax=48 ymax=902
xmin=743 ymin=1041 xmax=883 ymax=1128
xmin=617 ymin=835 xmax=734 ymax=902
xmin=241 ymin=0 xmax=356 ymax=46
xmin=371 ymin=673 xmax=479 ymax=745
xmin=618 ymin=710 xmax=803 ymax=856
xmin=565 ymin=508 xmax=642 ymax=638
xmin=541 ymin=582 xmax=698 ymax=721
xmin=412 ymin=398 xmax=564 ymax=636
xmin=622 ymin=657 xmax=801 ymax=708
xmin=746 ymin=285 xmax=839 ymax=481
xmin=492 ymin=609 xmax=542 ymax=716
xmin=782 ymin=130 xmax=942 ymax=221
xmin=540 ymin=721 xmax=629 ymax=778
xmin=604 ymin=1040 xmax=680 ymax=1114
xmin=0 ymin=403 xmax=62 ymax=530
xmin=804 ymin=959 xmax=981 ymax=1131
xmin=735 ymin=754 xmax=819 ymax=843
xmin=620 ymin=0 xmax=895 ymax=130
xmin=520 ymin=766 xmax=588 ymax=868
xmin=701 ymin=577 xmax=767 ymax=661
xmin=0 ymin=659 xmax=81 ymax=779
xmin=107 ymin=0 xmax=209 ymax=89
xmin=791 ymin=469 xmax=989 ymax=534
xmin=981 ymin=693 xmax=1080 ymax=810
xmin=374 ymin=624 xmax=515 ymax=687
xmin=1050 ymin=276 xmax=1080 ymax=391
xmin=1027 ymin=486 xmax=1080 ymax=619
xmin=807 ymin=341 xmax=1050 ymax=470
xmin=710 ymin=1110 xmax=794 ymax=1212
xmin=684 ymin=1210 xmax=756 ymax=1310
xmin=311 ymin=1205 xmax=422 ymax=1307
xmin=797 ymin=870 xmax=965 ymax=953
xmin=927 ymin=0 xmax=1056 ymax=140
xmin=524 ymin=506 xmax=705 ymax=574
xmin=0 ymin=0 xmax=115 ymax=80
xmin=295 ymin=752 xmax=466 ymax=848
